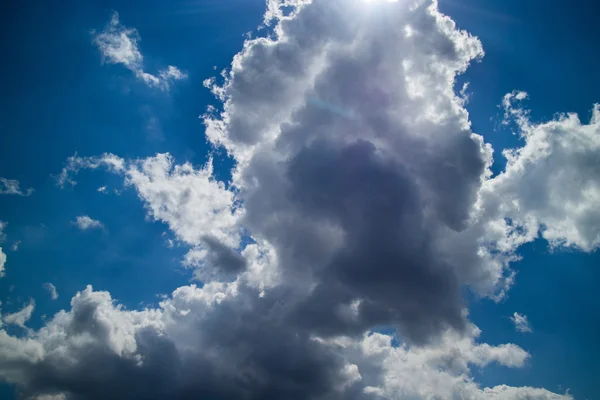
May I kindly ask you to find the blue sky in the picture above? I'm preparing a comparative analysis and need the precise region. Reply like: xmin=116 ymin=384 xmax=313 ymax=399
xmin=0 ymin=1 xmax=598 ymax=399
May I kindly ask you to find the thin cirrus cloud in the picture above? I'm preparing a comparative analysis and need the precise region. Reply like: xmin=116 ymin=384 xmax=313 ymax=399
xmin=0 ymin=0 xmax=596 ymax=399
xmin=92 ymin=12 xmax=187 ymax=90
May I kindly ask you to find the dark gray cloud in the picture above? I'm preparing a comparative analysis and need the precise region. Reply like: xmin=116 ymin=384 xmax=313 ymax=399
xmin=7 ymin=285 xmax=358 ymax=400
xmin=284 ymin=139 xmax=465 ymax=342
xmin=201 ymin=235 xmax=248 ymax=275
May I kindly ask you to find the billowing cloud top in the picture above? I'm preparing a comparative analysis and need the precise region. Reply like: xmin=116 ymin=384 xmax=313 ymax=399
xmin=1 ymin=0 xmax=597 ymax=399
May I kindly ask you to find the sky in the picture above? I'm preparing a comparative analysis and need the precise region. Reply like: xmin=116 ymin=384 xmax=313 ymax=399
xmin=0 ymin=0 xmax=598 ymax=399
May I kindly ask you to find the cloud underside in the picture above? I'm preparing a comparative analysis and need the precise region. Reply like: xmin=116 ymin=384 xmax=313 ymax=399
xmin=3 ymin=0 xmax=598 ymax=398
xmin=0 ymin=285 xmax=568 ymax=400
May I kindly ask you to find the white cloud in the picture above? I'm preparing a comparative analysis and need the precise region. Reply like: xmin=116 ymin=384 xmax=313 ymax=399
xmin=11 ymin=241 xmax=21 ymax=252
xmin=159 ymin=65 xmax=187 ymax=81
xmin=72 ymin=216 xmax=104 ymax=231
xmin=43 ymin=283 xmax=59 ymax=301
xmin=125 ymin=154 xmax=241 ymax=247
xmin=481 ymin=94 xmax=600 ymax=253
xmin=3 ymin=300 xmax=35 ymax=329
xmin=323 ymin=324 xmax=569 ymax=400
xmin=93 ymin=12 xmax=142 ymax=69
xmin=93 ymin=12 xmax=187 ymax=90
xmin=97 ymin=186 xmax=108 ymax=194
xmin=511 ymin=312 xmax=532 ymax=333
xmin=0 ymin=178 xmax=33 ymax=196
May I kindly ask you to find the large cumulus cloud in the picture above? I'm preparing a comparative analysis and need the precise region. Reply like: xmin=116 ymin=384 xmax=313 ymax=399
xmin=205 ymin=0 xmax=498 ymax=342
xmin=1 ymin=0 xmax=594 ymax=398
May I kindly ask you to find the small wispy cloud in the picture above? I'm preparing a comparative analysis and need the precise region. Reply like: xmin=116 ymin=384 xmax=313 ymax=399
xmin=43 ymin=283 xmax=59 ymax=300
xmin=141 ymin=106 xmax=164 ymax=142
xmin=11 ymin=240 xmax=21 ymax=251
xmin=159 ymin=65 xmax=187 ymax=81
xmin=0 ymin=247 xmax=6 ymax=279
xmin=0 ymin=221 xmax=6 ymax=242
xmin=97 ymin=186 xmax=108 ymax=194
xmin=72 ymin=215 xmax=104 ymax=231
xmin=0 ymin=222 xmax=6 ymax=278
xmin=0 ymin=178 xmax=34 ymax=196
xmin=56 ymin=152 xmax=125 ymax=188
xmin=3 ymin=300 xmax=35 ymax=329
xmin=511 ymin=312 xmax=533 ymax=333
xmin=93 ymin=12 xmax=187 ymax=90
